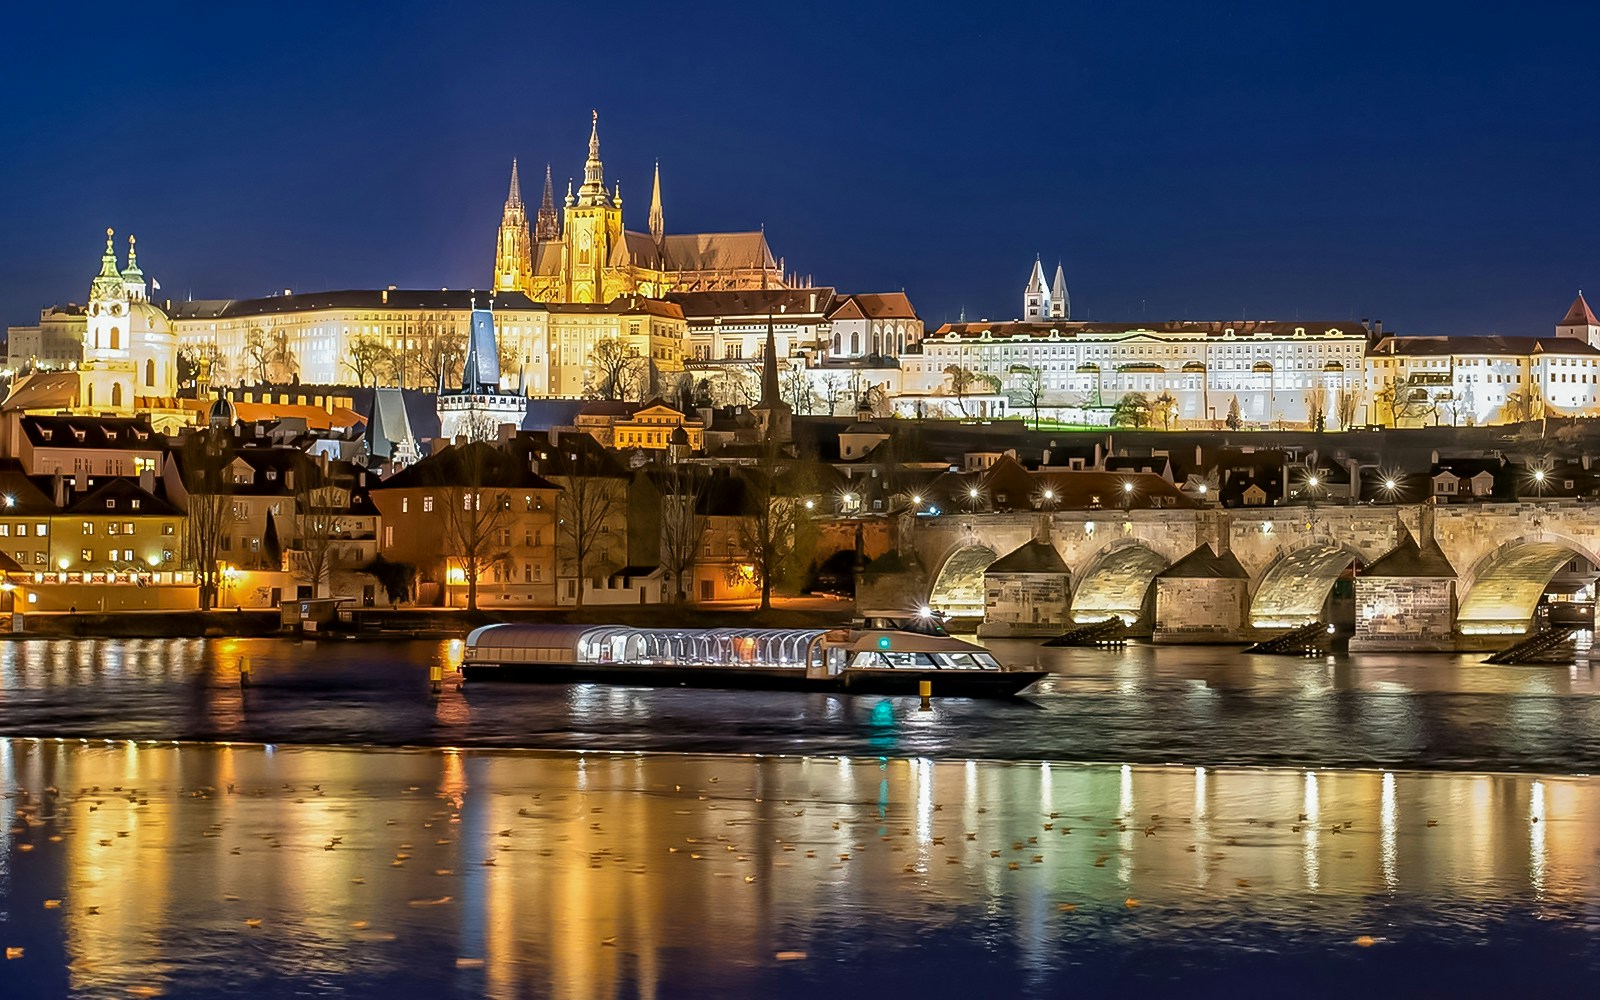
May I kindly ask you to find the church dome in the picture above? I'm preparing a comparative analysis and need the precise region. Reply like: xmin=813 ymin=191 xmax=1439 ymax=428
xmin=207 ymin=392 xmax=237 ymax=428
xmin=126 ymin=298 xmax=172 ymax=337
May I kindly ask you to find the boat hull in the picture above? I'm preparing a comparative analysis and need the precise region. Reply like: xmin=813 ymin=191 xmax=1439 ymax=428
xmin=460 ymin=662 xmax=1046 ymax=698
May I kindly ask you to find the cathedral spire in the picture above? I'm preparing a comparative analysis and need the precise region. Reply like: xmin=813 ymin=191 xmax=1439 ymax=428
xmin=535 ymin=163 xmax=559 ymax=240
xmin=507 ymin=158 xmax=523 ymax=207
xmin=648 ymin=160 xmax=665 ymax=243
xmin=493 ymin=160 xmax=533 ymax=292
xmin=577 ymin=109 xmax=609 ymax=206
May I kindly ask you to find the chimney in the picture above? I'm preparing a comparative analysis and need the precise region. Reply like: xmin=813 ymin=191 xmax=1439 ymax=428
xmin=139 ymin=468 xmax=155 ymax=495
xmin=52 ymin=473 xmax=66 ymax=508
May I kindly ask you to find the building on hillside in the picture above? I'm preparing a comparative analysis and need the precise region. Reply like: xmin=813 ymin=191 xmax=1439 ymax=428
xmin=370 ymin=441 xmax=561 ymax=607
xmin=572 ymin=399 xmax=704 ymax=453
xmin=171 ymin=289 xmax=549 ymax=392
xmin=491 ymin=112 xmax=788 ymax=303
xmin=3 ymin=231 xmax=191 ymax=433
xmin=824 ymin=292 xmax=921 ymax=360
xmin=671 ymin=287 xmax=834 ymax=366
xmin=1366 ymin=333 xmax=1600 ymax=426
xmin=545 ymin=297 xmax=686 ymax=397
xmin=437 ymin=306 xmax=527 ymax=443
xmin=5 ymin=303 xmax=86 ymax=370
xmin=904 ymin=317 xmax=1366 ymax=428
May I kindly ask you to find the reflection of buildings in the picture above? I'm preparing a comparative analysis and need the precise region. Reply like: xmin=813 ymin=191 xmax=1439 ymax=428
xmin=4 ymin=740 xmax=1600 ymax=998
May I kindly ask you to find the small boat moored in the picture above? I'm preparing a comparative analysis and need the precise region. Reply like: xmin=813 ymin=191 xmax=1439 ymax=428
xmin=461 ymin=623 xmax=1045 ymax=698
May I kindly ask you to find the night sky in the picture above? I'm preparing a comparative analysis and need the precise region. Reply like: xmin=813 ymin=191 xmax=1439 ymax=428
xmin=3 ymin=0 xmax=1598 ymax=338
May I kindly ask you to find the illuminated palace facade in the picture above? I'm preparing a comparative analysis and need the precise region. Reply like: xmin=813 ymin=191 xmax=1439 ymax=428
xmin=491 ymin=112 xmax=786 ymax=302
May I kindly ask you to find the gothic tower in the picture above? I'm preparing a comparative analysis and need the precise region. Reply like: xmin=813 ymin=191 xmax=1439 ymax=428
xmin=493 ymin=159 xmax=533 ymax=293
xmin=563 ymin=111 xmax=624 ymax=303
xmin=535 ymin=163 xmax=560 ymax=242
xmin=648 ymin=160 xmax=665 ymax=244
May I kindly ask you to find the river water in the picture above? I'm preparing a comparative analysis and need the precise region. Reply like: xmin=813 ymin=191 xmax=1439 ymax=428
xmin=1 ymin=638 xmax=1597 ymax=773
xmin=3 ymin=638 xmax=1600 ymax=997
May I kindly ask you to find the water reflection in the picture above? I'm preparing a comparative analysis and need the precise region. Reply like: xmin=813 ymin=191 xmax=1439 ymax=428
xmin=2 ymin=639 xmax=1600 ymax=774
xmin=4 ymin=741 xmax=1600 ymax=998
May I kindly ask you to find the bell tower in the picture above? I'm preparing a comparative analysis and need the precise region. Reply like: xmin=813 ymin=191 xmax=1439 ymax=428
xmin=564 ymin=111 xmax=623 ymax=303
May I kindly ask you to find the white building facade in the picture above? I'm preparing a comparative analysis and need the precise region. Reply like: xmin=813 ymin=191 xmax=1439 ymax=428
xmin=902 ymin=319 xmax=1368 ymax=427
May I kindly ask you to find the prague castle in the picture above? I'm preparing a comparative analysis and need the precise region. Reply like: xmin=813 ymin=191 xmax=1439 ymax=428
xmin=491 ymin=112 xmax=786 ymax=302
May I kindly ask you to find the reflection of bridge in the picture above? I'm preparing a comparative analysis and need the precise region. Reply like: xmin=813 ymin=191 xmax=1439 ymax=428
xmin=895 ymin=502 xmax=1598 ymax=649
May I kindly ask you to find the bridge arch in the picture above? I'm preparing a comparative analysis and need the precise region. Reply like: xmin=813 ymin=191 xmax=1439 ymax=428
xmin=1070 ymin=541 xmax=1170 ymax=627
xmin=927 ymin=543 xmax=997 ymax=618
xmin=1456 ymin=534 xmax=1600 ymax=635
xmin=1249 ymin=543 xmax=1364 ymax=629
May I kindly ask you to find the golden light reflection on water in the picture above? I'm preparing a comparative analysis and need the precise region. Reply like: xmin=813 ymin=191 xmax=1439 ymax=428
xmin=3 ymin=740 xmax=1600 ymax=998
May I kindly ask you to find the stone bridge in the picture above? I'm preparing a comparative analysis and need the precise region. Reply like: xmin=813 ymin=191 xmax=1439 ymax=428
xmin=883 ymin=501 xmax=1592 ymax=650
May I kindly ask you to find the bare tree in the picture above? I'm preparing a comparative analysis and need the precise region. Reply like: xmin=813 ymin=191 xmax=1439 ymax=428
xmin=1335 ymin=386 xmax=1361 ymax=430
xmin=943 ymin=364 xmax=989 ymax=416
xmin=242 ymin=324 xmax=297 ymax=385
xmin=1010 ymin=366 xmax=1046 ymax=428
xmin=431 ymin=326 xmax=468 ymax=392
xmin=1303 ymin=389 xmax=1327 ymax=432
xmin=735 ymin=437 xmax=814 ymax=610
xmin=291 ymin=473 xmax=348 ymax=598
xmin=555 ymin=445 xmax=626 ymax=608
xmin=658 ymin=462 xmax=710 ymax=603
xmin=781 ymin=364 xmax=815 ymax=415
xmin=178 ymin=426 xmax=232 ymax=610
xmin=584 ymin=338 xmax=645 ymax=400
xmin=344 ymin=336 xmax=396 ymax=386
xmin=436 ymin=441 xmax=513 ymax=612
xmin=819 ymin=374 xmax=845 ymax=416
xmin=177 ymin=344 xmax=225 ymax=390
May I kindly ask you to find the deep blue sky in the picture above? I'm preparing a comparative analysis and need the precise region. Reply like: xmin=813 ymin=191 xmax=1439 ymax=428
xmin=3 ymin=1 xmax=1598 ymax=337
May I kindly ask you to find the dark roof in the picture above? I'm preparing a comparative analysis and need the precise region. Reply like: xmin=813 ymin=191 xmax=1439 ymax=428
xmin=668 ymin=288 xmax=836 ymax=319
xmin=0 ymin=459 xmax=60 ymax=515
xmin=63 ymin=477 xmax=180 ymax=517
xmin=375 ymin=441 xmax=560 ymax=492
xmin=1559 ymin=292 xmax=1599 ymax=328
xmin=985 ymin=539 xmax=1069 ymax=575
xmin=1361 ymin=532 xmax=1457 ymax=578
xmin=21 ymin=415 xmax=167 ymax=450
xmin=1158 ymin=543 xmax=1249 ymax=580
xmin=165 ymin=289 xmax=543 ymax=320
xmin=1370 ymin=335 xmax=1600 ymax=358
xmin=508 ymin=432 xmax=630 ymax=479
xmin=829 ymin=293 xmax=918 ymax=321
xmin=546 ymin=295 xmax=684 ymax=320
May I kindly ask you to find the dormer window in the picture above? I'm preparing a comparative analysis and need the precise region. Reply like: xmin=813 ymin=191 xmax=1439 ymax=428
xmin=106 ymin=499 xmax=115 ymax=509
xmin=40 ymin=430 xmax=52 ymax=441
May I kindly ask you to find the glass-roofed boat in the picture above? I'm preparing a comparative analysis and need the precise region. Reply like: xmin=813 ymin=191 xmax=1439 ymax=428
xmin=461 ymin=623 xmax=1046 ymax=698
